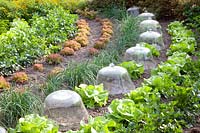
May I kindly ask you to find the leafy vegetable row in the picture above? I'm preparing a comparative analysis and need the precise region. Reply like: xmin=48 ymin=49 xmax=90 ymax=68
xmin=66 ymin=21 xmax=200 ymax=133
xmin=0 ymin=6 xmax=77 ymax=75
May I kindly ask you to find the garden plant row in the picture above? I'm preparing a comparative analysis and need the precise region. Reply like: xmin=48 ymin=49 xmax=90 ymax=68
xmin=9 ymin=18 xmax=199 ymax=133
xmin=65 ymin=21 xmax=200 ymax=132
xmin=0 ymin=5 xmax=77 ymax=76
xmin=1 ymin=5 xmax=200 ymax=132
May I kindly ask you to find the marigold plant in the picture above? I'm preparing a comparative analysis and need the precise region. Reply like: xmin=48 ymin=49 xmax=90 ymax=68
xmin=77 ymin=19 xmax=87 ymax=24
xmin=102 ymin=32 xmax=112 ymax=39
xmin=78 ymin=28 xmax=90 ymax=36
xmin=0 ymin=76 xmax=10 ymax=90
xmin=94 ymin=40 xmax=106 ymax=49
xmin=76 ymin=8 xmax=97 ymax=20
xmin=60 ymin=47 xmax=75 ymax=56
xmin=99 ymin=37 xmax=110 ymax=43
xmin=102 ymin=27 xmax=113 ymax=35
xmin=77 ymin=24 xmax=90 ymax=31
xmin=12 ymin=72 xmax=28 ymax=84
xmin=46 ymin=54 xmax=63 ymax=64
xmin=89 ymin=48 xmax=99 ymax=55
xmin=75 ymin=36 xmax=89 ymax=47
xmin=102 ymin=24 xmax=112 ymax=29
xmin=33 ymin=64 xmax=44 ymax=72
xmin=64 ymin=40 xmax=82 ymax=51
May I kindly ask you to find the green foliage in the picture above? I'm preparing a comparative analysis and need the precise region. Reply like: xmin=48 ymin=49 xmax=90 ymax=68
xmin=8 ymin=114 xmax=58 ymax=133
xmin=44 ymin=15 xmax=139 ymax=91
xmin=59 ymin=16 xmax=199 ymax=133
xmin=107 ymin=98 xmax=183 ymax=132
xmin=184 ymin=4 xmax=200 ymax=29
xmin=60 ymin=0 xmax=88 ymax=12
xmin=126 ymin=86 xmax=160 ymax=104
xmin=16 ymin=3 xmax=57 ymax=22
xmin=139 ymin=42 xmax=160 ymax=57
xmin=0 ymin=5 xmax=78 ymax=75
xmin=0 ymin=0 xmax=16 ymax=20
xmin=167 ymin=21 xmax=196 ymax=55
xmin=184 ymin=3 xmax=200 ymax=44
xmin=62 ymin=61 xmax=100 ymax=89
xmin=119 ymin=61 xmax=144 ymax=80
xmin=98 ymin=6 xmax=126 ymax=20
xmin=117 ymin=16 xmax=139 ymax=52
xmin=31 ymin=6 xmax=78 ymax=45
xmin=0 ymin=19 xmax=48 ymax=75
xmin=108 ymin=99 xmax=143 ymax=123
xmin=0 ymin=90 xmax=43 ymax=128
xmin=74 ymin=84 xmax=108 ymax=108
xmin=66 ymin=116 xmax=123 ymax=133
xmin=42 ymin=73 xmax=65 ymax=96
xmin=0 ymin=19 xmax=10 ymax=34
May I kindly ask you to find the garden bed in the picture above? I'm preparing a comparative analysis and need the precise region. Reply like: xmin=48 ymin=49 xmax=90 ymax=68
xmin=0 ymin=1 xmax=200 ymax=133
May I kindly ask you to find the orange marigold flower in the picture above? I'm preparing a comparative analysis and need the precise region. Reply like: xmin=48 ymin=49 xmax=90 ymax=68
xmin=102 ymin=32 xmax=112 ymax=39
xmin=0 ymin=76 xmax=10 ymax=89
xmin=78 ymin=28 xmax=90 ymax=36
xmin=89 ymin=48 xmax=99 ymax=55
xmin=33 ymin=64 xmax=44 ymax=72
xmin=60 ymin=47 xmax=75 ymax=56
xmin=102 ymin=27 xmax=113 ymax=35
xmin=75 ymin=36 xmax=89 ymax=47
xmin=99 ymin=37 xmax=110 ymax=43
xmin=94 ymin=40 xmax=106 ymax=49
xmin=77 ymin=24 xmax=90 ymax=31
xmin=64 ymin=40 xmax=82 ymax=51
xmin=46 ymin=54 xmax=63 ymax=64
xmin=102 ymin=21 xmax=113 ymax=26
xmin=12 ymin=72 xmax=28 ymax=84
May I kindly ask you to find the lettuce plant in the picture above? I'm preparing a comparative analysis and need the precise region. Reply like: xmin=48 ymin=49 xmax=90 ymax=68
xmin=8 ymin=114 xmax=58 ymax=133
xmin=119 ymin=61 xmax=144 ymax=80
xmin=74 ymin=84 xmax=109 ymax=108
xmin=139 ymin=42 xmax=160 ymax=57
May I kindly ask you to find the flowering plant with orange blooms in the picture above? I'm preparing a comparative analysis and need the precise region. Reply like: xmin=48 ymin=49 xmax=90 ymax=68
xmin=46 ymin=54 xmax=63 ymax=64
xmin=12 ymin=72 xmax=28 ymax=84
xmin=78 ymin=28 xmax=90 ymax=36
xmin=93 ymin=18 xmax=113 ymax=49
xmin=33 ymin=64 xmax=44 ymax=72
xmin=76 ymin=8 xmax=97 ymax=20
xmin=60 ymin=47 xmax=75 ymax=56
xmin=75 ymin=36 xmax=89 ymax=47
xmin=64 ymin=40 xmax=81 ymax=51
xmin=102 ymin=28 xmax=113 ymax=35
xmin=0 ymin=76 xmax=10 ymax=89
xmin=89 ymin=48 xmax=99 ymax=55
xmin=94 ymin=40 xmax=106 ymax=49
